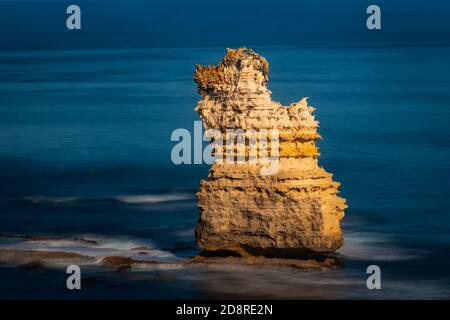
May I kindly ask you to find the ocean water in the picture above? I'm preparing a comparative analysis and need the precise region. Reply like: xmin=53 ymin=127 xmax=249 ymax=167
xmin=1 ymin=45 xmax=449 ymax=299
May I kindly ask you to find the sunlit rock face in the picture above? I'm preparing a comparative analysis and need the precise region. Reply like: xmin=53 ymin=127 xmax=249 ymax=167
xmin=194 ymin=48 xmax=346 ymax=258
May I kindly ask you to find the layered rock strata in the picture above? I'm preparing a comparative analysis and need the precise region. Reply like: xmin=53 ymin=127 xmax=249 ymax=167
xmin=194 ymin=48 xmax=346 ymax=258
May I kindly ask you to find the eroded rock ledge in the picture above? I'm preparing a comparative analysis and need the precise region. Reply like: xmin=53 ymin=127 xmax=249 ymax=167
xmin=194 ymin=48 xmax=347 ymax=258
xmin=0 ymin=248 xmax=339 ymax=271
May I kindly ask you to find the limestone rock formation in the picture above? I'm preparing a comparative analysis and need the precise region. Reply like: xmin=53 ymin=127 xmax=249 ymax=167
xmin=194 ymin=48 xmax=346 ymax=258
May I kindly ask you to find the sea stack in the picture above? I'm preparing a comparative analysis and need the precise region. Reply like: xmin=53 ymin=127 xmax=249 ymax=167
xmin=194 ymin=48 xmax=346 ymax=258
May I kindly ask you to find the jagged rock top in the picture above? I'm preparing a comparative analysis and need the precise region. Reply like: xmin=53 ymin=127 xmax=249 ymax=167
xmin=194 ymin=48 xmax=269 ymax=95
xmin=193 ymin=48 xmax=319 ymax=132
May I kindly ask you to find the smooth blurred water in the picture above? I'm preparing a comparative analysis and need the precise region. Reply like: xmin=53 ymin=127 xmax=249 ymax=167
xmin=0 ymin=45 xmax=449 ymax=299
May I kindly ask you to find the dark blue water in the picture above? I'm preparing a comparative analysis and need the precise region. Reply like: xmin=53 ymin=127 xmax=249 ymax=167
xmin=0 ymin=0 xmax=450 ymax=299
xmin=0 ymin=45 xmax=449 ymax=299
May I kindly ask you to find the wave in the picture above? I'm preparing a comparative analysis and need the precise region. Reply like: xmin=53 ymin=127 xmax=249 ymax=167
xmin=115 ymin=193 xmax=194 ymax=204
xmin=0 ymin=233 xmax=177 ymax=262
xmin=339 ymin=232 xmax=419 ymax=261
xmin=23 ymin=192 xmax=195 ymax=205
xmin=24 ymin=196 xmax=81 ymax=204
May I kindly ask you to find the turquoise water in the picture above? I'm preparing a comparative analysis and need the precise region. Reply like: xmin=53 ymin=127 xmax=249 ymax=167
xmin=0 ymin=45 xmax=450 ymax=298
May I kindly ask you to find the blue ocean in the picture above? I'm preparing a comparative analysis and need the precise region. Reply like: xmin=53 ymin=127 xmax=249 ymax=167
xmin=0 ymin=0 xmax=449 ymax=299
